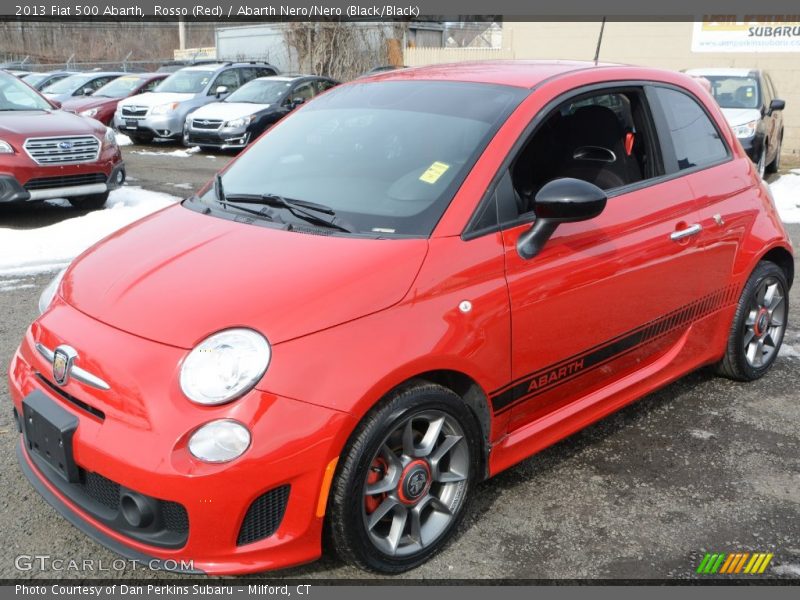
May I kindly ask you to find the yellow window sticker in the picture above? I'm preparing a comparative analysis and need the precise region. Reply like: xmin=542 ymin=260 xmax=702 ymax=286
xmin=419 ymin=161 xmax=450 ymax=184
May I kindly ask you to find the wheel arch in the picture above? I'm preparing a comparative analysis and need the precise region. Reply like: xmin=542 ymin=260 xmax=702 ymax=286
xmin=760 ymin=246 xmax=794 ymax=289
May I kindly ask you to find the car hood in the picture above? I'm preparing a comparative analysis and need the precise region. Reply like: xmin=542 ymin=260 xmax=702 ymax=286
xmin=118 ymin=92 xmax=195 ymax=108
xmin=0 ymin=110 xmax=106 ymax=137
xmin=60 ymin=96 xmax=116 ymax=113
xmin=62 ymin=204 xmax=428 ymax=348
xmin=191 ymin=102 xmax=271 ymax=121
xmin=720 ymin=108 xmax=762 ymax=128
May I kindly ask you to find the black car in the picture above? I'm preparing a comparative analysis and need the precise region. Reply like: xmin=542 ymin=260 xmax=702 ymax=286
xmin=183 ymin=75 xmax=338 ymax=150
xmin=686 ymin=68 xmax=786 ymax=176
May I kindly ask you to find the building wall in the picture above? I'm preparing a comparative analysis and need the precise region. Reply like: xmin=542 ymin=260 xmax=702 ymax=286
xmin=504 ymin=21 xmax=799 ymax=159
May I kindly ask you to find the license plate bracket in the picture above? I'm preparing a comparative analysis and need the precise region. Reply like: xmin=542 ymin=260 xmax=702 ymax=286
xmin=22 ymin=391 xmax=79 ymax=483
xmin=125 ymin=119 xmax=139 ymax=129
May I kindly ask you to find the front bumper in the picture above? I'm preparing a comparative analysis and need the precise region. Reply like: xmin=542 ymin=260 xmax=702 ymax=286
xmin=0 ymin=151 xmax=124 ymax=204
xmin=8 ymin=300 xmax=355 ymax=575
xmin=184 ymin=126 xmax=251 ymax=150
xmin=114 ymin=112 xmax=185 ymax=140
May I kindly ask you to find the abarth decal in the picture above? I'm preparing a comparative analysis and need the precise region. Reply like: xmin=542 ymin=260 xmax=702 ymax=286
xmin=490 ymin=284 xmax=739 ymax=414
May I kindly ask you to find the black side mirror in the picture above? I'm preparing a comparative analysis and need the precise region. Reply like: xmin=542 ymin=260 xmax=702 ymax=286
xmin=291 ymin=97 xmax=305 ymax=108
xmin=769 ymin=98 xmax=785 ymax=113
xmin=516 ymin=178 xmax=607 ymax=260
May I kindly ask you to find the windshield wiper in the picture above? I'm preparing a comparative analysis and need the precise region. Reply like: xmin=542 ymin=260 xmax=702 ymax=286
xmin=218 ymin=189 xmax=355 ymax=233
xmin=213 ymin=174 xmax=286 ymax=224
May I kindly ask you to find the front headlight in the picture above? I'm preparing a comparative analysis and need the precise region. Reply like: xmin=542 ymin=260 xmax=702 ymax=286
xmin=732 ymin=120 xmax=758 ymax=139
xmin=151 ymin=102 xmax=178 ymax=115
xmin=224 ymin=116 xmax=254 ymax=129
xmin=180 ymin=328 xmax=271 ymax=405
xmin=80 ymin=107 xmax=99 ymax=118
xmin=189 ymin=419 xmax=251 ymax=463
xmin=103 ymin=127 xmax=117 ymax=148
xmin=0 ymin=139 xmax=14 ymax=154
xmin=38 ymin=268 xmax=67 ymax=315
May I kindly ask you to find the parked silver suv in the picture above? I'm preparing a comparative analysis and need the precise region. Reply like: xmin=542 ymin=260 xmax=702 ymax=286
xmin=113 ymin=62 xmax=278 ymax=144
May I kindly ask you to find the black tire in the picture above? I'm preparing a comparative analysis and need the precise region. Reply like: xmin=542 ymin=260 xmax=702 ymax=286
xmin=68 ymin=191 xmax=109 ymax=210
xmin=127 ymin=133 xmax=153 ymax=145
xmin=327 ymin=382 xmax=482 ymax=573
xmin=716 ymin=261 xmax=789 ymax=381
xmin=766 ymin=132 xmax=782 ymax=174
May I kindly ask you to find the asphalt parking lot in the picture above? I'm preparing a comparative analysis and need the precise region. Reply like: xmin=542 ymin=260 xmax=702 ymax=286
xmin=0 ymin=145 xmax=798 ymax=580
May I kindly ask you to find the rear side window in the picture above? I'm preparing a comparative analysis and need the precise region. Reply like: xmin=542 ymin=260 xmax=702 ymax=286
xmin=653 ymin=87 xmax=728 ymax=171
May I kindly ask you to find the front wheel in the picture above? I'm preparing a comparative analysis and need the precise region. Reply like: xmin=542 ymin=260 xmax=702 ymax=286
xmin=68 ymin=191 xmax=109 ymax=210
xmin=327 ymin=382 xmax=482 ymax=573
xmin=716 ymin=261 xmax=789 ymax=381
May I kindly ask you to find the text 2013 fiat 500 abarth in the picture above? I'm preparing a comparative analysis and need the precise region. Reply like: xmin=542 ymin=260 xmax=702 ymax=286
xmin=8 ymin=61 xmax=794 ymax=574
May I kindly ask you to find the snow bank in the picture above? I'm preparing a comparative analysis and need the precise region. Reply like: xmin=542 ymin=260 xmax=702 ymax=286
xmin=132 ymin=147 xmax=200 ymax=158
xmin=0 ymin=186 xmax=179 ymax=276
xmin=770 ymin=173 xmax=800 ymax=224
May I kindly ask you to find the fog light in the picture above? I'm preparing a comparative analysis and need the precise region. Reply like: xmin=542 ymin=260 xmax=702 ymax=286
xmin=188 ymin=419 xmax=251 ymax=463
xmin=116 ymin=170 xmax=125 ymax=185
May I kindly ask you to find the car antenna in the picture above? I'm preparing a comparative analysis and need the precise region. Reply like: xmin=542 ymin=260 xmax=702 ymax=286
xmin=594 ymin=17 xmax=606 ymax=65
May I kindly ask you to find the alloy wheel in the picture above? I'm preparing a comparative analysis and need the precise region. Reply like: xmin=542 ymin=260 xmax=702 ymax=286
xmin=361 ymin=410 xmax=469 ymax=557
xmin=743 ymin=276 xmax=786 ymax=368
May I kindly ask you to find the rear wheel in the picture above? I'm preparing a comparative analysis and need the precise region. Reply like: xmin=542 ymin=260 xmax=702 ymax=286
xmin=716 ymin=261 xmax=788 ymax=381
xmin=327 ymin=382 xmax=481 ymax=573
xmin=68 ymin=191 xmax=109 ymax=210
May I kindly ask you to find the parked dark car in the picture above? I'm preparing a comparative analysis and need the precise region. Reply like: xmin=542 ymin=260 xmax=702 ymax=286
xmin=21 ymin=71 xmax=79 ymax=91
xmin=183 ymin=75 xmax=338 ymax=150
xmin=686 ymin=68 xmax=786 ymax=177
xmin=41 ymin=72 xmax=125 ymax=103
xmin=61 ymin=73 xmax=168 ymax=125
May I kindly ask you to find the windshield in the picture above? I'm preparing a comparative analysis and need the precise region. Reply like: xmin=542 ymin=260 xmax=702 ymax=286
xmin=42 ymin=73 xmax=95 ymax=94
xmin=226 ymin=79 xmax=291 ymax=104
xmin=21 ymin=73 xmax=49 ymax=87
xmin=93 ymin=75 xmax=147 ymax=98
xmin=0 ymin=72 xmax=53 ymax=110
xmin=156 ymin=70 xmax=213 ymax=94
xmin=704 ymin=76 xmax=760 ymax=109
xmin=196 ymin=81 xmax=526 ymax=236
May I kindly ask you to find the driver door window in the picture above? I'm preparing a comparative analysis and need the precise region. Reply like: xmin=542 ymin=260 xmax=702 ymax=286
xmin=211 ymin=69 xmax=240 ymax=94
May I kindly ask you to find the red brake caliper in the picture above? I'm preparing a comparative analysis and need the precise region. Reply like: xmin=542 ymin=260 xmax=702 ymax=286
xmin=365 ymin=457 xmax=388 ymax=514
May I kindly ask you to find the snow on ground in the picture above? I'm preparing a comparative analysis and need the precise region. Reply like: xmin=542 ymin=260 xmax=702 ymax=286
xmin=132 ymin=147 xmax=200 ymax=158
xmin=116 ymin=133 xmax=132 ymax=147
xmin=770 ymin=172 xmax=800 ymax=223
xmin=0 ymin=186 xmax=179 ymax=276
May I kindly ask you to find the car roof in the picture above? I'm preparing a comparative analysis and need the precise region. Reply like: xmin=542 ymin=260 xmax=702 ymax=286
xmin=685 ymin=68 xmax=759 ymax=78
xmin=366 ymin=60 xmax=622 ymax=89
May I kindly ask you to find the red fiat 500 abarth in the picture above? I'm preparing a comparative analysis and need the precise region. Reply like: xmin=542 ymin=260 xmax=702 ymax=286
xmin=8 ymin=61 xmax=793 ymax=574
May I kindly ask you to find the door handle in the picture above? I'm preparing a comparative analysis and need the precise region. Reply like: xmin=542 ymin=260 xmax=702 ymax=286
xmin=670 ymin=223 xmax=703 ymax=241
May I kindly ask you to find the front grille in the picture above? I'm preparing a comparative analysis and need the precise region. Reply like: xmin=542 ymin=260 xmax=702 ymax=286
xmin=34 ymin=373 xmax=105 ymax=421
xmin=186 ymin=132 xmax=222 ymax=144
xmin=192 ymin=119 xmax=223 ymax=130
xmin=24 ymin=136 xmax=100 ymax=165
xmin=85 ymin=471 xmax=120 ymax=510
xmin=162 ymin=501 xmax=190 ymax=533
xmin=121 ymin=105 xmax=148 ymax=118
xmin=24 ymin=173 xmax=107 ymax=191
xmin=237 ymin=485 xmax=290 ymax=546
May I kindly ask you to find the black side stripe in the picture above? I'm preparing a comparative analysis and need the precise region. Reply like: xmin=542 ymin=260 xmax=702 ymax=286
xmin=490 ymin=284 xmax=739 ymax=414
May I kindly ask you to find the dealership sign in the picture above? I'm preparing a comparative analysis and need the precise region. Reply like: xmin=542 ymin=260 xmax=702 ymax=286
xmin=692 ymin=18 xmax=800 ymax=52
